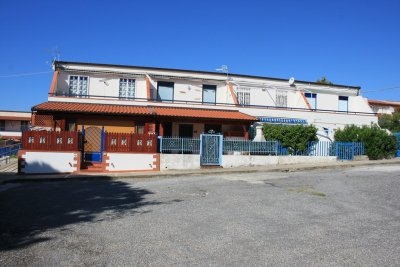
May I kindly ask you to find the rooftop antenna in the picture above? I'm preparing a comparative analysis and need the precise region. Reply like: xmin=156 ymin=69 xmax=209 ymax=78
xmin=52 ymin=46 xmax=60 ymax=62
xmin=216 ymin=65 xmax=229 ymax=80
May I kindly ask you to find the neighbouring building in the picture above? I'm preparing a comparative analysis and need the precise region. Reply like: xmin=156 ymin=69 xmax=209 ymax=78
xmin=368 ymin=99 xmax=400 ymax=115
xmin=0 ymin=110 xmax=31 ymax=142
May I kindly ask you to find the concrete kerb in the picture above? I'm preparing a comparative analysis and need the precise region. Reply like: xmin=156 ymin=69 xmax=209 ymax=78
xmin=1 ymin=158 xmax=399 ymax=184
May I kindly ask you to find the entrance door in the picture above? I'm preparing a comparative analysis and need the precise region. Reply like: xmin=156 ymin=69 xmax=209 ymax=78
xmin=179 ymin=124 xmax=193 ymax=138
xmin=83 ymin=126 xmax=104 ymax=162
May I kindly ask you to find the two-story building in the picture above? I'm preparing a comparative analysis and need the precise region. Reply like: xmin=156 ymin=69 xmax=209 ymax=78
xmin=31 ymin=61 xmax=377 ymax=143
xmin=0 ymin=110 xmax=31 ymax=142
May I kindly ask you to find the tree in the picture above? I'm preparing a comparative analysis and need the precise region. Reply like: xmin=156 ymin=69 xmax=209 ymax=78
xmin=378 ymin=112 xmax=400 ymax=133
xmin=262 ymin=124 xmax=318 ymax=154
xmin=316 ymin=76 xmax=333 ymax=85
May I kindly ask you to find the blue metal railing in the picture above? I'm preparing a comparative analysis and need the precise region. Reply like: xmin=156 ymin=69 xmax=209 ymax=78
xmin=223 ymin=140 xmax=279 ymax=155
xmin=159 ymin=137 xmax=200 ymax=154
xmin=158 ymin=137 xmax=365 ymax=158
xmin=0 ymin=143 xmax=21 ymax=157
xmin=394 ymin=132 xmax=400 ymax=157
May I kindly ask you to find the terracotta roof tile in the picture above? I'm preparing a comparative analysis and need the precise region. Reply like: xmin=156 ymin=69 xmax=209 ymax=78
xmin=32 ymin=102 xmax=257 ymax=121
xmin=32 ymin=102 xmax=152 ymax=115
xmin=152 ymin=106 xmax=256 ymax=121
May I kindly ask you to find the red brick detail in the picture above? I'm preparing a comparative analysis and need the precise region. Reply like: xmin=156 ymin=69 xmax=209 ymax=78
xmin=153 ymin=154 xmax=160 ymax=171
xmin=103 ymin=154 xmax=110 ymax=171
xmin=73 ymin=153 xmax=81 ymax=173
xmin=227 ymin=82 xmax=238 ymax=105
xmin=49 ymin=71 xmax=58 ymax=95
xmin=18 ymin=150 xmax=26 ymax=174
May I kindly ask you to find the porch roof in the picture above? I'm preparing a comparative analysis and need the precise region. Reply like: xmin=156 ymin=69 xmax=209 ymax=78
xmin=152 ymin=106 xmax=256 ymax=121
xmin=32 ymin=102 xmax=152 ymax=115
xmin=32 ymin=102 xmax=257 ymax=122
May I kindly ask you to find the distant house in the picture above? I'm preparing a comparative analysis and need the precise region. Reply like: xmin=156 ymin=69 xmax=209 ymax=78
xmin=0 ymin=110 xmax=31 ymax=141
xmin=368 ymin=99 xmax=400 ymax=115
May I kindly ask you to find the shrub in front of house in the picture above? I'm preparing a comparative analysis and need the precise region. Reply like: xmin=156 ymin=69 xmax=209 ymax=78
xmin=334 ymin=124 xmax=397 ymax=160
xmin=262 ymin=124 xmax=318 ymax=155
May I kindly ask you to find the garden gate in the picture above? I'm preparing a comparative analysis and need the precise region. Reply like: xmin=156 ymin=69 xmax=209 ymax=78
xmin=200 ymin=134 xmax=223 ymax=166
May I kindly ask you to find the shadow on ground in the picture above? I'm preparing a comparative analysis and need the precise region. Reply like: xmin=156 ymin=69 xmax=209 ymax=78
xmin=0 ymin=175 xmax=165 ymax=251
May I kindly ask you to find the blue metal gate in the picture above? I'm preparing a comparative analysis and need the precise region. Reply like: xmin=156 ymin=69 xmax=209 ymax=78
xmin=82 ymin=126 xmax=104 ymax=162
xmin=394 ymin=133 xmax=400 ymax=157
xmin=336 ymin=142 xmax=355 ymax=160
xmin=200 ymin=134 xmax=223 ymax=166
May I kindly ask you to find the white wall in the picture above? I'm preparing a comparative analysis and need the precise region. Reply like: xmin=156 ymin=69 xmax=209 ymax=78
xmin=160 ymin=154 xmax=200 ymax=171
xmin=21 ymin=151 xmax=78 ymax=174
xmin=160 ymin=153 xmax=337 ymax=171
xmin=105 ymin=153 xmax=157 ymax=171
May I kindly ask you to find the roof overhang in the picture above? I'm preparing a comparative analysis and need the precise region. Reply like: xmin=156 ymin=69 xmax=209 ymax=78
xmin=258 ymin=117 xmax=307 ymax=124
xmin=32 ymin=102 xmax=257 ymax=122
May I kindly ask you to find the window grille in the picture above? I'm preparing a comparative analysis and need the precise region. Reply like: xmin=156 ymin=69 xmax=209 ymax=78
xmin=119 ymin=78 xmax=135 ymax=99
xmin=276 ymin=90 xmax=287 ymax=107
xmin=237 ymin=87 xmax=250 ymax=105
xmin=69 ymin=76 xmax=88 ymax=97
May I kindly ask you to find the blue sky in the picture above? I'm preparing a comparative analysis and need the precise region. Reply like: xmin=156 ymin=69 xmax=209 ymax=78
xmin=1 ymin=0 xmax=399 ymax=111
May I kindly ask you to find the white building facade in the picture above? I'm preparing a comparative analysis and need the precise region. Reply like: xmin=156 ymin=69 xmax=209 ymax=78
xmin=36 ymin=61 xmax=377 ymax=141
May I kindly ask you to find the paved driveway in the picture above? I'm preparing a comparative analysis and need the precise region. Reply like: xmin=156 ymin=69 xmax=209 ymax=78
xmin=1 ymin=165 xmax=400 ymax=266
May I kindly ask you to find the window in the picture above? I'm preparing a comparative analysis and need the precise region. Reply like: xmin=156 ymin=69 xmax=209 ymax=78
xmin=0 ymin=120 xmax=5 ymax=131
xmin=338 ymin=96 xmax=348 ymax=112
xmin=67 ymin=120 xmax=76 ymax=131
xmin=305 ymin=93 xmax=317 ymax=109
xmin=237 ymin=87 xmax=250 ymax=106
xmin=119 ymin=78 xmax=135 ymax=99
xmin=202 ymin=85 xmax=216 ymax=104
xmin=135 ymin=123 xmax=145 ymax=134
xmin=69 ymin=76 xmax=88 ymax=97
xmin=20 ymin=121 xmax=29 ymax=131
xmin=276 ymin=90 xmax=287 ymax=107
xmin=157 ymin=81 xmax=174 ymax=102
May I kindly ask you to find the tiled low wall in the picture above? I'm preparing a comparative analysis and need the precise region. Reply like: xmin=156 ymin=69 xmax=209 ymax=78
xmin=105 ymin=153 xmax=159 ymax=172
xmin=18 ymin=150 xmax=80 ymax=174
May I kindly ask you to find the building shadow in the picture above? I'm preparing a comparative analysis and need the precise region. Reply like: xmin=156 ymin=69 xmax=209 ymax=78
xmin=0 ymin=166 xmax=172 ymax=251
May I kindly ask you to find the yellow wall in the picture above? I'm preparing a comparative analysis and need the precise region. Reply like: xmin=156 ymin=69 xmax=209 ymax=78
xmin=77 ymin=118 xmax=135 ymax=133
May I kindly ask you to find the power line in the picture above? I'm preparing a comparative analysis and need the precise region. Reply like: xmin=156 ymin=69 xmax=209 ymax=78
xmin=362 ymin=86 xmax=400 ymax=93
xmin=0 ymin=71 xmax=53 ymax=78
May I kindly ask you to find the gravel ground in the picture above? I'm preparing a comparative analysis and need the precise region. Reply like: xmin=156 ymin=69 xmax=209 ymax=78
xmin=1 ymin=165 xmax=400 ymax=266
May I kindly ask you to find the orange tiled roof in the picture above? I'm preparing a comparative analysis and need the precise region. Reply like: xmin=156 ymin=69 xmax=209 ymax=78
xmin=152 ymin=106 xmax=256 ymax=121
xmin=368 ymin=99 xmax=400 ymax=106
xmin=32 ymin=102 xmax=152 ymax=115
xmin=32 ymin=102 xmax=257 ymax=121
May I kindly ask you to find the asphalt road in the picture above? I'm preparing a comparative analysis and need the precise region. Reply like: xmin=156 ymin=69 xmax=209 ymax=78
xmin=1 ymin=165 xmax=400 ymax=266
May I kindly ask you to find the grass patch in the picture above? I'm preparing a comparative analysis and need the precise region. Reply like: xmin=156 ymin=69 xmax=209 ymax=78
xmin=288 ymin=186 xmax=326 ymax=197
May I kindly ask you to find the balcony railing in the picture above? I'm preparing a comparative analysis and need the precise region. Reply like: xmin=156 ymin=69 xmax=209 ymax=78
xmin=48 ymin=92 xmax=377 ymax=116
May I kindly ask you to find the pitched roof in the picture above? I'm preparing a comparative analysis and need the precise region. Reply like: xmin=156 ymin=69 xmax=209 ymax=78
xmin=32 ymin=102 xmax=152 ymax=115
xmin=32 ymin=102 xmax=257 ymax=122
xmin=368 ymin=99 xmax=400 ymax=107
xmin=151 ymin=106 xmax=256 ymax=121
xmin=54 ymin=61 xmax=361 ymax=90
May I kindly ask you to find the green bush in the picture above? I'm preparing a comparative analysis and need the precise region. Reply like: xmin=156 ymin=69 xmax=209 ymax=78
xmin=334 ymin=124 xmax=397 ymax=160
xmin=262 ymin=124 xmax=318 ymax=154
